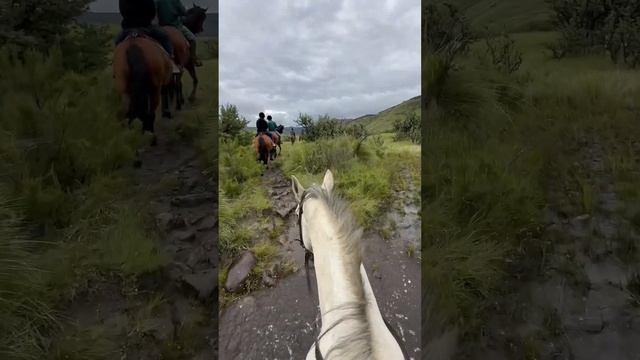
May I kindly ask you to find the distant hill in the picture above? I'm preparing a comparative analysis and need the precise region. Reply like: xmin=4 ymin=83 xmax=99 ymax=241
xmin=244 ymin=96 xmax=421 ymax=135
xmin=77 ymin=12 xmax=219 ymax=37
xmin=448 ymin=0 xmax=553 ymax=33
xmin=349 ymin=95 xmax=420 ymax=134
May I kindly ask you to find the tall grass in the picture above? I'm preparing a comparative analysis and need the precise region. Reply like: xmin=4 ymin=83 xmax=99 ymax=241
xmin=281 ymin=135 xmax=419 ymax=228
xmin=424 ymin=30 xmax=640 ymax=340
xmin=0 ymin=47 xmax=168 ymax=358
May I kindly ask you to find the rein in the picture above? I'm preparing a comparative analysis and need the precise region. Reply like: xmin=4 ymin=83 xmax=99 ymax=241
xmin=295 ymin=190 xmax=410 ymax=360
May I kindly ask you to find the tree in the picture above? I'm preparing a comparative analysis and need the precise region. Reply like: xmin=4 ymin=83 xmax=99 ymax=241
xmin=1 ymin=0 xmax=92 ymax=49
xmin=219 ymin=104 xmax=249 ymax=138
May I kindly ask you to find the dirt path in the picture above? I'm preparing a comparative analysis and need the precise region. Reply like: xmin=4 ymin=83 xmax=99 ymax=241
xmin=462 ymin=139 xmax=640 ymax=360
xmin=57 ymin=118 xmax=219 ymax=359
xmin=219 ymin=167 xmax=421 ymax=360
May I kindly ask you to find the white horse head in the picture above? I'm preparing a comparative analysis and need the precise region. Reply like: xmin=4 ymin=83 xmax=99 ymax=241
xmin=292 ymin=170 xmax=406 ymax=360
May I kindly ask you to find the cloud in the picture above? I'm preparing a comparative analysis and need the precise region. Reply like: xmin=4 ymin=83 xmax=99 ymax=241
xmin=219 ymin=0 xmax=420 ymax=126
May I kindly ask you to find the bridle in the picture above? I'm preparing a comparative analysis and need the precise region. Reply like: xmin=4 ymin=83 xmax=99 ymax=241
xmin=295 ymin=189 xmax=410 ymax=360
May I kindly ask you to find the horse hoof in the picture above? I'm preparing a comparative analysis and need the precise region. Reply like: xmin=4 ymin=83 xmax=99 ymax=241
xmin=188 ymin=96 xmax=196 ymax=103
xmin=163 ymin=111 xmax=172 ymax=119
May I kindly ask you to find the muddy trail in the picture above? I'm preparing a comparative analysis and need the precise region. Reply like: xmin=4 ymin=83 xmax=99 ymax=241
xmin=458 ymin=138 xmax=640 ymax=360
xmin=56 ymin=119 xmax=218 ymax=359
xmin=219 ymin=167 xmax=421 ymax=360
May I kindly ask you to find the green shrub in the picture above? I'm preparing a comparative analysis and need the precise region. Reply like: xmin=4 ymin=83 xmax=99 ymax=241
xmin=219 ymin=104 xmax=249 ymax=139
xmin=393 ymin=112 xmax=421 ymax=144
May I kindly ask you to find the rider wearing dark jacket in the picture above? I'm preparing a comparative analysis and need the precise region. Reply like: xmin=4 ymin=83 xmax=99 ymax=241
xmin=256 ymin=112 xmax=268 ymax=135
xmin=116 ymin=0 xmax=174 ymax=60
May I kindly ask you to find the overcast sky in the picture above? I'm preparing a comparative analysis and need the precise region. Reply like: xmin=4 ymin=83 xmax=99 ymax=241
xmin=220 ymin=0 xmax=420 ymax=126
xmin=89 ymin=0 xmax=218 ymax=13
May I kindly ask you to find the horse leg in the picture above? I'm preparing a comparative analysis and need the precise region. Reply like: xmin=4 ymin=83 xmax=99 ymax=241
xmin=186 ymin=62 xmax=198 ymax=103
xmin=146 ymin=90 xmax=160 ymax=146
xmin=161 ymin=85 xmax=172 ymax=119
xmin=174 ymin=73 xmax=184 ymax=111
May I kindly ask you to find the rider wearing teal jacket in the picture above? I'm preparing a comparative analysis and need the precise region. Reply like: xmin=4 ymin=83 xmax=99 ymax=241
xmin=156 ymin=0 xmax=203 ymax=67
xmin=267 ymin=115 xmax=278 ymax=132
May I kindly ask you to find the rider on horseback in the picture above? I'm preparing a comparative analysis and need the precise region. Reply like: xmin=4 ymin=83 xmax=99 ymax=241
xmin=156 ymin=0 xmax=203 ymax=67
xmin=115 ymin=0 xmax=179 ymax=73
xmin=256 ymin=112 xmax=275 ymax=145
xmin=267 ymin=115 xmax=278 ymax=133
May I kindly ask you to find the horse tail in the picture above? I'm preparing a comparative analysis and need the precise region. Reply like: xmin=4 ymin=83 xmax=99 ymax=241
xmin=258 ymin=136 xmax=268 ymax=165
xmin=126 ymin=44 xmax=152 ymax=121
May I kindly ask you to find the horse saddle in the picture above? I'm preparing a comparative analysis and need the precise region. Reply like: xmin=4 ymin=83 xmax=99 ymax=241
xmin=124 ymin=29 xmax=180 ymax=74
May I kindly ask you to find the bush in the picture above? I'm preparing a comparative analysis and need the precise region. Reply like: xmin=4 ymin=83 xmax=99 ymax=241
xmin=294 ymin=113 xmax=348 ymax=142
xmin=393 ymin=112 xmax=421 ymax=144
xmin=483 ymin=32 xmax=523 ymax=74
xmin=219 ymin=104 xmax=249 ymax=139
xmin=548 ymin=0 xmax=640 ymax=67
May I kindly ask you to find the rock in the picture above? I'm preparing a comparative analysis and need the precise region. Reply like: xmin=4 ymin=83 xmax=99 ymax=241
xmin=275 ymin=201 xmax=297 ymax=218
xmin=195 ymin=215 xmax=217 ymax=231
xmin=268 ymin=263 xmax=281 ymax=277
xmin=155 ymin=212 xmax=186 ymax=232
xmin=168 ymin=262 xmax=192 ymax=280
xmin=262 ymin=273 xmax=277 ymax=287
xmin=182 ymin=269 xmax=217 ymax=301
xmin=171 ymin=193 xmax=215 ymax=207
xmin=224 ymin=251 xmax=257 ymax=293
xmin=186 ymin=246 xmax=207 ymax=268
xmin=566 ymin=316 xmax=604 ymax=333
xmin=170 ymin=229 xmax=196 ymax=242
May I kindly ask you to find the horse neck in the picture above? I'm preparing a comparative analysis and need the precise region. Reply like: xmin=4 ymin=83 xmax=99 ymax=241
xmin=304 ymin=199 xmax=371 ymax=357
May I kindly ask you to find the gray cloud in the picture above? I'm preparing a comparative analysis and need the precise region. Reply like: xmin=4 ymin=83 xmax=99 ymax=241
xmin=89 ymin=0 xmax=218 ymax=13
xmin=219 ymin=0 xmax=420 ymax=126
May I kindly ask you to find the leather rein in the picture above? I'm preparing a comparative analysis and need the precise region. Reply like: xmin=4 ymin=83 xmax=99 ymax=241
xmin=295 ymin=189 xmax=410 ymax=360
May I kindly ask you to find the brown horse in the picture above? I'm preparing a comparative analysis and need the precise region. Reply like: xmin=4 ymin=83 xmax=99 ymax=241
xmin=254 ymin=133 xmax=275 ymax=167
xmin=163 ymin=5 xmax=208 ymax=109
xmin=113 ymin=32 xmax=173 ymax=144
xmin=271 ymin=132 xmax=281 ymax=159
xmin=290 ymin=134 xmax=296 ymax=145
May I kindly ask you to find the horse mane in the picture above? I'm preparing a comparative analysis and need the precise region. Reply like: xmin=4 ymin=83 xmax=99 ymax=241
xmin=304 ymin=184 xmax=373 ymax=359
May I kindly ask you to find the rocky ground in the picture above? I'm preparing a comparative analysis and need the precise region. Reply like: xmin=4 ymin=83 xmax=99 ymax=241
xmin=219 ymin=167 xmax=422 ymax=360
xmin=54 ymin=120 xmax=218 ymax=359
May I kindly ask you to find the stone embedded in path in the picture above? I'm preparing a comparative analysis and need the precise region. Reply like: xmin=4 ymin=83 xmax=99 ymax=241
xmin=187 ymin=246 xmax=208 ymax=268
xmin=169 ymin=229 xmax=196 ymax=242
xmin=182 ymin=269 xmax=217 ymax=301
xmin=224 ymin=251 xmax=257 ymax=293
xmin=566 ymin=315 xmax=604 ymax=333
xmin=171 ymin=193 xmax=215 ymax=207
xmin=275 ymin=201 xmax=297 ymax=218
xmin=194 ymin=215 xmax=218 ymax=231
xmin=155 ymin=212 xmax=186 ymax=232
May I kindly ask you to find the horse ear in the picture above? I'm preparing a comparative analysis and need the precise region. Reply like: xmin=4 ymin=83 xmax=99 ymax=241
xmin=322 ymin=170 xmax=334 ymax=193
xmin=291 ymin=176 xmax=304 ymax=202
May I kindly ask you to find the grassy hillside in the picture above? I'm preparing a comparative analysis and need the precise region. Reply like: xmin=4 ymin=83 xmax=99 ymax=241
xmin=449 ymin=0 xmax=552 ymax=32
xmin=350 ymin=95 xmax=420 ymax=134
